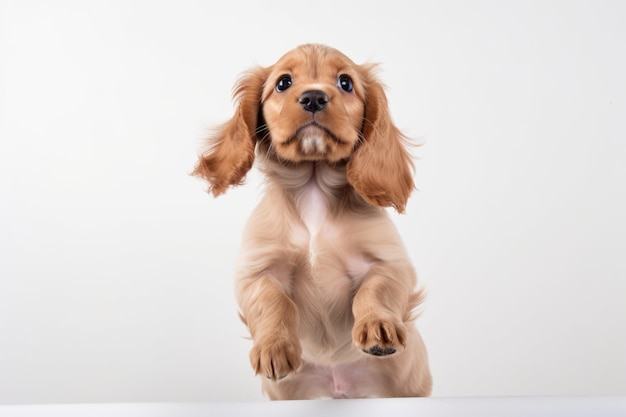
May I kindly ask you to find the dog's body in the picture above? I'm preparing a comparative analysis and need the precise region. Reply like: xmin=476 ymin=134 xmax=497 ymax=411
xmin=194 ymin=44 xmax=432 ymax=399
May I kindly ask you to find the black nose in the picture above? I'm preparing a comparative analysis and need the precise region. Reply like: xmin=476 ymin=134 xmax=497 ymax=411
xmin=299 ymin=90 xmax=329 ymax=113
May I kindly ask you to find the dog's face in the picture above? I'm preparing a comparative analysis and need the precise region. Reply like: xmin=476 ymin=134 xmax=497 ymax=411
xmin=194 ymin=44 xmax=415 ymax=212
xmin=260 ymin=46 xmax=365 ymax=163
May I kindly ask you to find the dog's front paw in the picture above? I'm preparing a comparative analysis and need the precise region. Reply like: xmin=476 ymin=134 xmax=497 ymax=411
xmin=250 ymin=336 xmax=302 ymax=380
xmin=353 ymin=315 xmax=407 ymax=357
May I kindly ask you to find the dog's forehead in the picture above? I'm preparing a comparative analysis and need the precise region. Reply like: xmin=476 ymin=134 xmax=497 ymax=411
xmin=271 ymin=45 xmax=356 ymax=78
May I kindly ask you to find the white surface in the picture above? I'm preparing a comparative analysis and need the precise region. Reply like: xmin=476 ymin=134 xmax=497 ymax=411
xmin=1 ymin=397 xmax=626 ymax=417
xmin=1 ymin=0 xmax=626 ymax=404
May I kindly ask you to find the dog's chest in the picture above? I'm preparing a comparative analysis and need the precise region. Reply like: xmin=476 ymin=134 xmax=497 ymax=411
xmin=298 ymin=180 xmax=327 ymax=239
xmin=293 ymin=179 xmax=373 ymax=289
xmin=293 ymin=181 xmax=336 ymax=276
xmin=288 ymin=173 xmax=376 ymax=359
xmin=292 ymin=175 xmax=372 ymax=278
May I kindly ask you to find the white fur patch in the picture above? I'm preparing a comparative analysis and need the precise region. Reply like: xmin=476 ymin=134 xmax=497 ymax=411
xmin=298 ymin=177 xmax=327 ymax=266
xmin=298 ymin=179 xmax=326 ymax=236
xmin=301 ymin=134 xmax=326 ymax=155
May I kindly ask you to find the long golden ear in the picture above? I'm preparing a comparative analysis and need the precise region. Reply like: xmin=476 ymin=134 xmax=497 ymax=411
xmin=192 ymin=67 xmax=268 ymax=196
xmin=347 ymin=65 xmax=415 ymax=213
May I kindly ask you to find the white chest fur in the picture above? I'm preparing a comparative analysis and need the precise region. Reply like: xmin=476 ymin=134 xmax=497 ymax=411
xmin=282 ymin=162 xmax=342 ymax=235
xmin=297 ymin=177 xmax=327 ymax=238
xmin=269 ymin=161 xmax=374 ymax=282
xmin=294 ymin=168 xmax=333 ymax=267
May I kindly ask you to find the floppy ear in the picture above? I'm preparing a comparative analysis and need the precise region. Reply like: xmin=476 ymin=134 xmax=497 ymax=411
xmin=192 ymin=67 xmax=268 ymax=196
xmin=347 ymin=66 xmax=415 ymax=213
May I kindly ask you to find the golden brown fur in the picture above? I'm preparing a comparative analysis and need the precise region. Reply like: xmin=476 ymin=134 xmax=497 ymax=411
xmin=193 ymin=44 xmax=431 ymax=399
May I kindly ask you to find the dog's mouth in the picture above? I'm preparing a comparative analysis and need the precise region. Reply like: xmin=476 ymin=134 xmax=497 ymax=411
xmin=282 ymin=122 xmax=348 ymax=154
xmin=263 ymin=117 xmax=357 ymax=164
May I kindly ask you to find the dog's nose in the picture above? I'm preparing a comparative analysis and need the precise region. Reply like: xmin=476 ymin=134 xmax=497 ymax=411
xmin=299 ymin=90 xmax=329 ymax=113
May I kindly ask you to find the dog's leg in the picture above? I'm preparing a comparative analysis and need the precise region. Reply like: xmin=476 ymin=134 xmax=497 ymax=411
xmin=351 ymin=268 xmax=415 ymax=356
xmin=239 ymin=274 xmax=302 ymax=381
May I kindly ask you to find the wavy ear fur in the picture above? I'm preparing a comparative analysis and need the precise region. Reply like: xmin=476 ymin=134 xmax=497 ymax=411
xmin=192 ymin=67 xmax=268 ymax=196
xmin=347 ymin=65 xmax=415 ymax=213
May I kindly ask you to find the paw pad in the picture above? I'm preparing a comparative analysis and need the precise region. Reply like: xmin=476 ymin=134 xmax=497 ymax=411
xmin=362 ymin=345 xmax=397 ymax=356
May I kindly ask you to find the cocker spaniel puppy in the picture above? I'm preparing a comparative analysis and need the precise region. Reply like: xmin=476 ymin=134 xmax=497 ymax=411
xmin=193 ymin=44 xmax=432 ymax=399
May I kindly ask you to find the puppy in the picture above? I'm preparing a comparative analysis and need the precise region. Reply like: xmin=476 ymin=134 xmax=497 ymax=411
xmin=193 ymin=44 xmax=432 ymax=399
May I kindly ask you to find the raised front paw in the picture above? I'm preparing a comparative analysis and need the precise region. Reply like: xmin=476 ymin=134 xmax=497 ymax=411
xmin=352 ymin=315 xmax=407 ymax=357
xmin=250 ymin=336 xmax=302 ymax=380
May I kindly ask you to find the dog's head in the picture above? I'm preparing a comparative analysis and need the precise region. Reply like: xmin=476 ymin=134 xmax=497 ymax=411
xmin=193 ymin=44 xmax=414 ymax=212
xmin=259 ymin=44 xmax=365 ymax=164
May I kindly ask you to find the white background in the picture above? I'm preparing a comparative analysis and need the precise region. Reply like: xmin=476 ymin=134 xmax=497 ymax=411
xmin=1 ymin=0 xmax=625 ymax=404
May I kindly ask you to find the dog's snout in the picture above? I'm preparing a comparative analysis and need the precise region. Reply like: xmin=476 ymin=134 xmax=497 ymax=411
xmin=299 ymin=90 xmax=329 ymax=113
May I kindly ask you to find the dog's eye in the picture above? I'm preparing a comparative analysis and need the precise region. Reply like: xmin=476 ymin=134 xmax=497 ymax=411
xmin=276 ymin=75 xmax=293 ymax=92
xmin=337 ymin=74 xmax=353 ymax=92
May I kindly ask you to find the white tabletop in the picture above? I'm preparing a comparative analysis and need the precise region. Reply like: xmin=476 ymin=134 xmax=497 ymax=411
xmin=1 ymin=396 xmax=625 ymax=417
